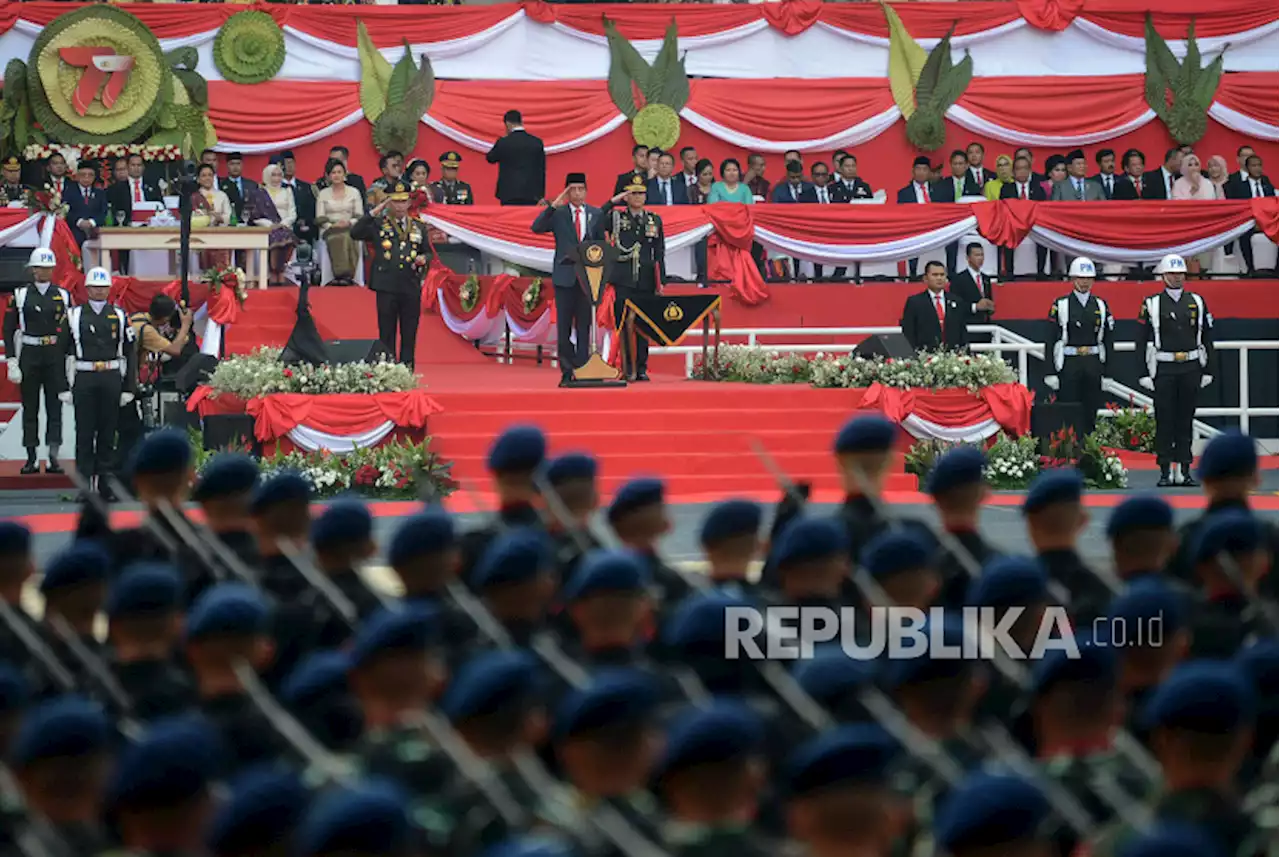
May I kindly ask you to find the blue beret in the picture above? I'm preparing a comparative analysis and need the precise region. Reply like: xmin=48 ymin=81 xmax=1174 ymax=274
xmin=481 ymin=837 xmax=577 ymax=857
xmin=251 ymin=471 xmax=312 ymax=514
xmin=387 ymin=509 xmax=455 ymax=567
xmin=0 ymin=662 xmax=27 ymax=713
xmin=833 ymin=414 xmax=897 ymax=454
xmin=0 ymin=521 xmax=30 ymax=555
xmin=207 ymin=766 xmax=310 ymax=857
xmin=193 ymin=454 xmax=260 ymax=503
xmin=925 ymin=446 xmax=986 ymax=496
xmin=544 ymin=452 xmax=597 ymax=486
xmin=1030 ymin=636 xmax=1116 ymax=696
xmin=773 ymin=516 xmax=849 ymax=569
xmin=785 ymin=724 xmax=899 ymax=797
xmin=607 ymin=477 xmax=665 ymax=522
xmin=1197 ymin=431 xmax=1258 ymax=480
xmin=1107 ymin=578 xmax=1188 ymax=635
xmin=552 ymin=670 xmax=659 ymax=741
xmin=884 ymin=614 xmax=968 ymax=688
xmin=792 ymin=645 xmax=876 ymax=705
xmin=310 ymin=499 xmax=373 ymax=552
xmin=185 ymin=583 xmax=270 ymax=641
xmin=934 ymin=772 xmax=1050 ymax=850
xmin=294 ymin=779 xmax=412 ymax=857
xmin=280 ymin=650 xmax=351 ymax=710
xmin=662 ymin=592 xmax=756 ymax=654
xmin=131 ymin=428 xmax=193 ymax=476
xmin=1142 ymin=660 xmax=1256 ymax=732
xmin=487 ymin=425 xmax=547 ymax=474
xmin=39 ymin=541 xmax=111 ymax=594
xmin=108 ymin=715 xmax=222 ymax=809
xmin=1236 ymin=637 xmax=1279 ymax=714
xmin=441 ymin=650 xmax=540 ymax=722
xmin=349 ymin=605 xmax=440 ymax=669
xmin=9 ymin=696 xmax=110 ymax=767
xmin=472 ymin=528 xmax=551 ymax=589
xmin=655 ymin=702 xmax=765 ymax=779
xmin=561 ymin=549 xmax=648 ymax=602
xmin=1119 ymin=823 xmax=1229 ymax=857
xmin=1106 ymin=495 xmax=1174 ymax=538
xmin=1022 ymin=468 xmax=1084 ymax=514
xmin=106 ymin=562 xmax=183 ymax=618
xmin=861 ymin=530 xmax=933 ymax=580
xmin=1192 ymin=510 xmax=1263 ymax=564
xmin=966 ymin=555 xmax=1048 ymax=608
xmin=699 ymin=499 xmax=762 ymax=546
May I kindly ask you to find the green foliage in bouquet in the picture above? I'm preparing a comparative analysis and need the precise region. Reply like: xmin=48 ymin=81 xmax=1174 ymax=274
xmin=1089 ymin=399 xmax=1156 ymax=453
xmin=985 ymin=432 xmax=1041 ymax=489
xmin=1144 ymin=15 xmax=1225 ymax=145
xmin=903 ymin=438 xmax=963 ymax=480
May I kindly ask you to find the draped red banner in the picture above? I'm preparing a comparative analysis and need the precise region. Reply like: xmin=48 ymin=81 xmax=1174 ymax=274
xmin=246 ymin=390 xmax=443 ymax=442
xmin=860 ymin=383 xmax=1034 ymax=437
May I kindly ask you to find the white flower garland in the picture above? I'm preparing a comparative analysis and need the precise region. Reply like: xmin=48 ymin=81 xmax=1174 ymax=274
xmin=695 ymin=346 xmax=1017 ymax=392
xmin=207 ymin=346 xmax=418 ymax=400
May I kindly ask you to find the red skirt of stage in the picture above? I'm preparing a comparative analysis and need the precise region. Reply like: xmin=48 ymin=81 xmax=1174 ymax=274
xmin=859 ymin=382 xmax=1033 ymax=442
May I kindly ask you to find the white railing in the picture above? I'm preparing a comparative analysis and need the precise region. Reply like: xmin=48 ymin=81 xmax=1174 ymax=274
xmin=650 ymin=324 xmax=1280 ymax=440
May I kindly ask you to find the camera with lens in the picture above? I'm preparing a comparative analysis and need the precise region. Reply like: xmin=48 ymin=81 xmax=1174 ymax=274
xmin=290 ymin=241 xmax=322 ymax=288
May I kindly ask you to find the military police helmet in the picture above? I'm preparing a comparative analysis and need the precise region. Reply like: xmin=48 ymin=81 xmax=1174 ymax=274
xmin=27 ymin=247 xmax=56 ymax=268
xmin=85 ymin=267 xmax=112 ymax=288
xmin=1067 ymin=256 xmax=1096 ymax=278
xmin=1155 ymin=254 xmax=1187 ymax=274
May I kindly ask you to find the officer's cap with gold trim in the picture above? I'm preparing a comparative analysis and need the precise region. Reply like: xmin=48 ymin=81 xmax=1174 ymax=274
xmin=438 ymin=151 xmax=463 ymax=168
xmin=387 ymin=182 xmax=410 ymax=201
xmin=1 ymin=156 xmax=19 ymax=170
xmin=624 ymin=174 xmax=648 ymax=194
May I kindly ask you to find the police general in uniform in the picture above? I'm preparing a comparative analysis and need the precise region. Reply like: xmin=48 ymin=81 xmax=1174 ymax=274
xmin=351 ymin=181 xmax=428 ymax=368
xmin=1043 ymin=256 xmax=1114 ymax=437
xmin=606 ymin=173 xmax=665 ymax=382
xmin=431 ymin=151 xmax=473 ymax=205
xmin=3 ymin=247 xmax=70 ymax=475
xmin=1136 ymin=254 xmax=1215 ymax=487
xmin=59 ymin=266 xmax=136 ymax=500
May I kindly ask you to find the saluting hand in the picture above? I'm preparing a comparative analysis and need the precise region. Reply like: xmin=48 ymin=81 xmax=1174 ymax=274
xmin=370 ymin=199 xmax=390 ymax=216
xmin=610 ymin=190 xmax=629 ymax=204
xmin=550 ymin=188 xmax=569 ymax=208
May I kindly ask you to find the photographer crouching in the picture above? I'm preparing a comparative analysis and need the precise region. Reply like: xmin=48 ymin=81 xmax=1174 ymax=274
xmin=117 ymin=293 xmax=193 ymax=474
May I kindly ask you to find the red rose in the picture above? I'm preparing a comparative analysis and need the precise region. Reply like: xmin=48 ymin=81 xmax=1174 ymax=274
xmin=365 ymin=372 xmax=373 ymax=379
xmin=282 ymin=368 xmax=293 ymax=378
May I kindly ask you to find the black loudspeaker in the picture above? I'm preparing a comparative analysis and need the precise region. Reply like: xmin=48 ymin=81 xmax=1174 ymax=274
xmin=174 ymin=353 xmax=218 ymax=396
xmin=855 ymin=333 xmax=915 ymax=360
xmin=1031 ymin=401 xmax=1084 ymax=453
xmin=202 ymin=414 xmax=260 ymax=455
xmin=325 ymin=339 xmax=391 ymax=365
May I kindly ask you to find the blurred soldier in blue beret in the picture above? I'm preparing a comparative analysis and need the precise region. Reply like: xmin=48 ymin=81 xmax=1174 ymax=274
xmin=1106 ymin=577 xmax=1190 ymax=743
xmin=472 ymin=529 xmax=557 ymax=646
xmin=1235 ymin=637 xmax=1278 ymax=787
xmin=542 ymin=452 xmax=602 ymax=583
xmin=38 ymin=540 xmax=111 ymax=680
xmin=294 ymin=778 xmax=416 ymax=857
xmin=105 ymin=561 xmax=195 ymax=722
xmin=560 ymin=550 xmax=652 ymax=667
xmin=608 ymin=476 xmax=692 ymax=608
xmin=184 ymin=583 xmax=288 ymax=777
xmin=280 ymin=649 xmax=363 ymax=754
xmin=925 ymin=446 xmax=998 ymax=610
xmin=191 ymin=453 xmax=262 ymax=573
xmin=1022 ymin=468 xmax=1103 ymax=617
xmin=769 ymin=516 xmax=849 ymax=612
xmin=934 ymin=771 xmax=1053 ymax=856
xmin=459 ymin=425 xmax=548 ymax=582
xmin=250 ymin=470 xmax=313 ymax=600
xmin=386 ymin=508 xmax=478 ymax=664
xmin=0 ymin=660 xmax=28 ymax=756
xmin=207 ymin=765 xmax=311 ymax=857
xmin=306 ymin=499 xmax=384 ymax=649
xmin=659 ymin=592 xmax=763 ymax=698
xmin=0 ymin=521 xmax=43 ymax=681
xmin=9 ymin=695 xmax=114 ymax=855
xmin=1186 ymin=509 xmax=1271 ymax=658
xmin=860 ymin=529 xmax=941 ymax=610
xmin=1096 ymin=495 xmax=1178 ymax=623
xmin=792 ymin=644 xmax=877 ymax=726
xmin=698 ymin=498 xmax=763 ymax=593
xmin=831 ymin=415 xmax=899 ymax=573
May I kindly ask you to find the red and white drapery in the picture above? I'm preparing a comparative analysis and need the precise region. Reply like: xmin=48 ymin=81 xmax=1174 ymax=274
xmin=421 ymin=198 xmax=1279 ymax=305
xmin=861 ymin=383 xmax=1034 ymax=442
xmin=187 ymin=387 xmax=443 ymax=452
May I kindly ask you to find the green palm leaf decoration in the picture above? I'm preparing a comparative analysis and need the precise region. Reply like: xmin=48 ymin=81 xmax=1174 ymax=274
xmin=1143 ymin=15 xmax=1225 ymax=145
xmin=604 ymin=18 xmax=688 ymax=151
xmin=371 ymin=42 xmax=436 ymax=155
xmin=881 ymin=5 xmax=973 ymax=153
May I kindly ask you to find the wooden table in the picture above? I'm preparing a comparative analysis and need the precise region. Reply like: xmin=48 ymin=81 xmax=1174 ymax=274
xmin=94 ymin=226 xmax=273 ymax=290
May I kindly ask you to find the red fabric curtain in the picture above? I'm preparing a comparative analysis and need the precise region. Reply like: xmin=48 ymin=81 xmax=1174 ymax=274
xmin=752 ymin=202 xmax=972 ymax=246
xmin=1080 ymin=0 xmax=1277 ymax=37
xmin=686 ymin=78 xmax=895 ymax=142
xmin=818 ymin=2 xmax=1024 ymax=37
xmin=1015 ymin=0 xmax=1086 ymax=31
xmin=1216 ymin=72 xmax=1279 ymax=128
xmin=522 ymin=1 xmax=759 ymax=37
xmin=958 ymin=75 xmax=1150 ymax=136
xmin=283 ymin=3 xmax=516 ymax=46
xmin=860 ymin=383 xmax=1032 ymax=436
xmin=246 ymin=390 xmax=443 ymax=441
xmin=1252 ymin=198 xmax=1279 ymax=244
xmin=702 ymin=205 xmax=769 ymax=306
xmin=1027 ymin=200 xmax=1260 ymax=249
xmin=431 ymin=81 xmax=618 ymax=149
xmin=207 ymin=81 xmax=360 ymax=146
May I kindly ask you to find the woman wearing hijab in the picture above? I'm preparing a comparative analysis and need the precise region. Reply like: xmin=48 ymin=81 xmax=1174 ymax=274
xmin=246 ymin=163 xmax=297 ymax=287
xmin=984 ymin=154 xmax=1013 ymax=201
xmin=1205 ymin=155 xmax=1231 ymax=197
xmin=1172 ymin=153 xmax=1217 ymax=274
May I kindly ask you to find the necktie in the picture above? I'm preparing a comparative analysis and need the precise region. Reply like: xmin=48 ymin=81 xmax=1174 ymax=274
xmin=1074 ymin=179 xmax=1083 ymax=197
xmin=1254 ymin=180 xmax=1262 ymax=198
xmin=955 ymin=178 xmax=962 ymax=199
xmin=791 ymin=185 xmax=798 ymax=201
xmin=663 ymin=181 xmax=671 ymax=205
xmin=935 ymin=294 xmax=946 ymax=325
xmin=1105 ymin=176 xmax=1112 ymax=195
xmin=1166 ymin=173 xmax=1173 ymax=196
xmin=573 ymin=206 xmax=582 ymax=241
xmin=1019 ymin=183 xmax=1027 ymax=200
xmin=133 ymin=179 xmax=141 ymax=203
xmin=1136 ymin=177 xmax=1143 ymax=195
xmin=818 ymin=187 xmax=827 ymax=203
xmin=921 ymin=183 xmax=930 ymax=203
xmin=83 ymin=188 xmax=89 ymax=202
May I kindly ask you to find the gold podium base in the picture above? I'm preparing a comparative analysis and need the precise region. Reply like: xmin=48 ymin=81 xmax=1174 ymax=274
xmin=566 ymin=353 xmax=626 ymax=387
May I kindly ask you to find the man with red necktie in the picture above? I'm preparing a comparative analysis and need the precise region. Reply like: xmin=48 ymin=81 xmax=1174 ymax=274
xmin=999 ymin=156 xmax=1049 ymax=275
xmin=901 ymin=261 xmax=970 ymax=352
xmin=106 ymin=154 xmax=161 ymax=272
xmin=896 ymin=156 xmax=937 ymax=279
xmin=1111 ymin=149 xmax=1147 ymax=200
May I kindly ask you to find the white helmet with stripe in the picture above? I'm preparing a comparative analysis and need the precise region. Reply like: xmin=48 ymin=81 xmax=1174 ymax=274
xmin=1154 ymin=254 xmax=1187 ymax=275
xmin=1067 ymin=256 xmax=1096 ymax=279
xmin=85 ymin=267 xmax=112 ymax=288
xmin=27 ymin=247 xmax=56 ymax=268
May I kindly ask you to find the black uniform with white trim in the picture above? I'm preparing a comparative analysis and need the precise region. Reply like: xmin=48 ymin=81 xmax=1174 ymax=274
xmin=1046 ymin=290 xmax=1114 ymax=436
xmin=61 ymin=300 xmax=137 ymax=485
xmin=3 ymin=281 xmax=70 ymax=468
xmin=1136 ymin=287 xmax=1214 ymax=481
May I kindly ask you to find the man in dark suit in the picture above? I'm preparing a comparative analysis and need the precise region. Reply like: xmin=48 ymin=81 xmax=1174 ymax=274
xmin=999 ymin=156 xmax=1048 ymax=276
xmin=771 ymin=160 xmax=816 ymax=203
xmin=829 ymin=153 xmax=874 ymax=202
xmin=966 ymin=141 xmax=996 ymax=187
xmin=106 ymin=153 xmax=162 ymax=273
xmin=65 ymin=161 xmax=106 ymax=248
xmin=44 ymin=152 xmax=70 ymax=198
xmin=279 ymin=150 xmax=317 ymax=246
xmin=1013 ymin=147 xmax=1046 ymax=186
xmin=486 ymin=110 xmax=546 ymax=206
xmin=1090 ymin=148 xmax=1119 ymax=199
xmin=950 ymin=243 xmax=996 ymax=325
xmin=315 ymin=146 xmax=366 ymax=198
xmin=936 ymin=150 xmax=983 ymax=273
xmin=531 ymin=173 xmax=605 ymax=386
xmin=1142 ymin=147 xmax=1182 ymax=200
xmin=219 ymin=152 xmax=258 ymax=222
xmin=615 ymin=145 xmax=653 ymax=196
xmin=1111 ymin=149 xmax=1147 ymax=200
xmin=350 ymin=183 xmax=429 ymax=368
xmin=805 ymin=162 xmax=835 ymax=280
xmin=901 ymin=261 xmax=969 ymax=352
xmin=646 ymin=152 xmax=688 ymax=206
xmin=897 ymin=156 xmax=935 ymax=279
xmin=1224 ymin=154 xmax=1276 ymax=275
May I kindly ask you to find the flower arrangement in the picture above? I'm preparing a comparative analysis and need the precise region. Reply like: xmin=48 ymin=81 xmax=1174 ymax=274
xmin=22 ymin=143 xmax=184 ymax=163
xmin=692 ymin=346 xmax=1016 ymax=392
xmin=1090 ymin=398 xmax=1156 ymax=453
xmin=522 ymin=277 xmax=544 ymax=314
xmin=201 ymin=265 xmax=249 ymax=308
xmin=903 ymin=438 xmax=962 ymax=480
xmin=1082 ymin=432 xmax=1129 ymax=488
xmin=206 ymin=346 xmax=418 ymax=400
xmin=458 ymin=274 xmax=480 ymax=314
xmin=23 ymin=186 xmax=68 ymax=218
xmin=985 ymin=432 xmax=1041 ymax=489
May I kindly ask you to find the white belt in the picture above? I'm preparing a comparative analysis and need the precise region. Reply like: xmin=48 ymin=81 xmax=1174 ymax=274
xmin=75 ymin=360 xmax=121 ymax=372
xmin=20 ymin=334 xmax=58 ymax=346
xmin=1156 ymin=349 xmax=1201 ymax=363
xmin=1065 ymin=346 xmax=1100 ymax=356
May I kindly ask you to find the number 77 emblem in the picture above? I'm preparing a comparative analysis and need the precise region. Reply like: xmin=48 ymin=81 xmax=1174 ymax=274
xmin=57 ymin=47 xmax=135 ymax=116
